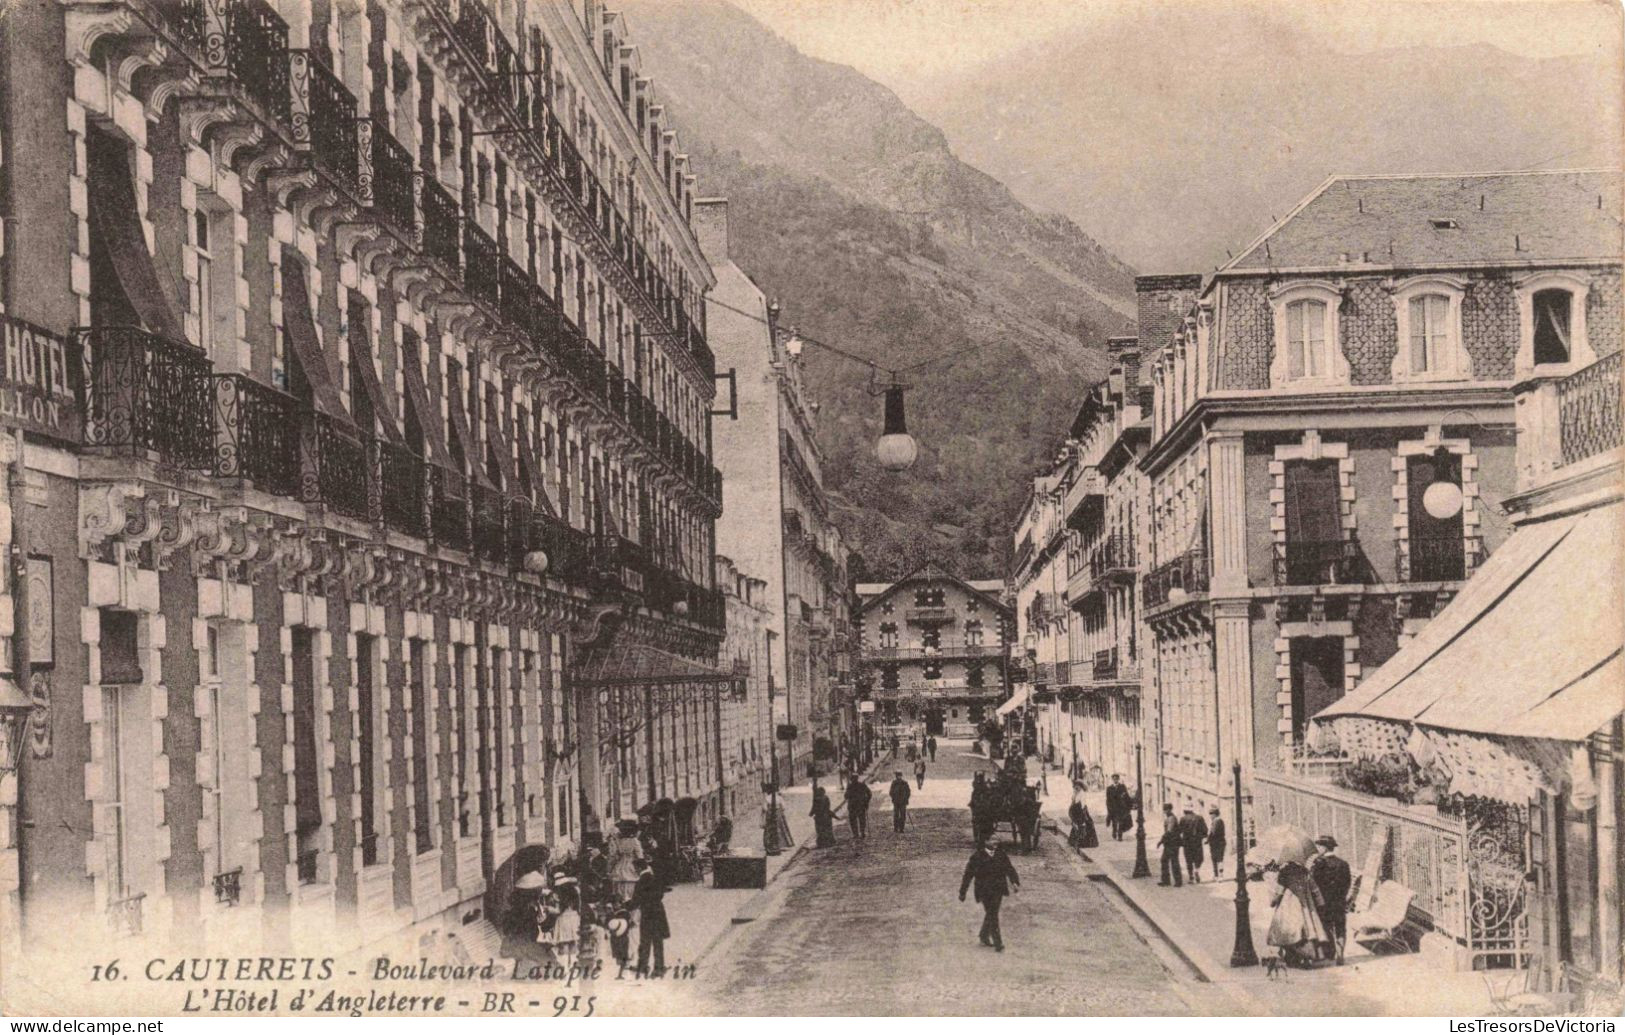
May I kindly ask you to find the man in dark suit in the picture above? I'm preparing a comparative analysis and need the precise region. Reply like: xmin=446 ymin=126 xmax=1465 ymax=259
xmin=958 ymin=839 xmax=1020 ymax=951
xmin=889 ymin=770 xmax=912 ymax=832
xmin=1157 ymin=803 xmax=1183 ymax=886
xmin=1105 ymin=775 xmax=1132 ymax=840
xmin=1310 ymin=835 xmax=1353 ymax=963
xmin=630 ymin=858 xmax=669 ymax=975
xmin=1178 ymin=806 xmax=1208 ymax=883
xmin=927 ymin=736 xmax=937 ymax=762
xmin=844 ymin=773 xmax=872 ymax=840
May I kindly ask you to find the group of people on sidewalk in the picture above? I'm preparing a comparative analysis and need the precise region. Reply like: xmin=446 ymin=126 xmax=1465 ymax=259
xmin=1156 ymin=803 xmax=1227 ymax=886
xmin=1267 ymin=835 xmax=1354 ymax=968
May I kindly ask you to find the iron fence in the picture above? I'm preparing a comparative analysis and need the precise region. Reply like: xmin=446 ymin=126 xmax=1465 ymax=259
xmin=1558 ymin=350 xmax=1622 ymax=467
xmin=213 ymin=372 xmax=298 ymax=494
xmin=1274 ymin=538 xmax=1367 ymax=586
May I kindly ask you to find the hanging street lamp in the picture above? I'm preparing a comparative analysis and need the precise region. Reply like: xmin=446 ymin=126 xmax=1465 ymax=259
xmin=875 ymin=383 xmax=919 ymax=472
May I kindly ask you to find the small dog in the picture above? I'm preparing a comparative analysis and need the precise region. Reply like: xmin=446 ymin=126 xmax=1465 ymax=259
xmin=1261 ymin=956 xmax=1290 ymax=980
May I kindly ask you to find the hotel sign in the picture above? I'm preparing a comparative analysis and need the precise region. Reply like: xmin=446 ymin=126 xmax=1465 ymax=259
xmin=1 ymin=316 xmax=78 ymax=444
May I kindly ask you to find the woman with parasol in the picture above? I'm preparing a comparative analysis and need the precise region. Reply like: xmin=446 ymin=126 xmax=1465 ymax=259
xmin=1259 ymin=826 xmax=1330 ymax=968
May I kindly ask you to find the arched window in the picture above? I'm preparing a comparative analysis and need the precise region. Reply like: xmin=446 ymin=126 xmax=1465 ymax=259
xmin=1286 ymin=299 xmax=1329 ymax=379
xmin=1516 ymin=272 xmax=1593 ymax=373
xmin=1270 ymin=282 xmax=1348 ymax=387
xmin=1532 ymin=288 xmax=1573 ymax=365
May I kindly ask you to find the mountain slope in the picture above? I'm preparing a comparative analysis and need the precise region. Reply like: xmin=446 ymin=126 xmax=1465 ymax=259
xmin=622 ymin=0 xmax=1137 ymax=578
xmin=912 ymin=5 xmax=1622 ymax=271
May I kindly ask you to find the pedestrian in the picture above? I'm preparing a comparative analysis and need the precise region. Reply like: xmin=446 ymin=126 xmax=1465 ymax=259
xmin=1157 ymin=804 xmax=1183 ymax=887
xmin=1105 ymin=774 xmax=1133 ymax=841
xmin=890 ymin=733 xmax=900 ymax=758
xmin=630 ymin=858 xmax=669 ymax=975
xmin=1068 ymin=798 xmax=1098 ymax=849
xmin=1310 ymin=835 xmax=1353 ymax=963
xmin=914 ymin=756 xmax=927 ymax=789
xmin=844 ymin=773 xmax=872 ymax=840
xmin=958 ymin=839 xmax=1020 ymax=951
xmin=1179 ymin=806 xmax=1208 ymax=883
xmin=928 ymin=735 xmax=937 ymax=762
xmin=970 ymin=772 xmax=993 ymax=845
xmin=1206 ymin=806 xmax=1227 ymax=880
xmin=608 ymin=820 xmax=644 ymax=901
xmin=810 ymin=786 xmax=837 ymax=848
xmin=889 ymin=770 xmax=912 ymax=832
xmin=1268 ymin=859 xmax=1329 ymax=968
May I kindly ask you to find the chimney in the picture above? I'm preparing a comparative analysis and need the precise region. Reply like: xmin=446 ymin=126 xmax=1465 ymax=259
xmin=1134 ymin=274 xmax=1204 ymax=356
xmin=692 ymin=197 xmax=730 ymax=263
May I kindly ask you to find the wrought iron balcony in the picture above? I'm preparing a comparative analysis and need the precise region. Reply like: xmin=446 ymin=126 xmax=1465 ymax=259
xmin=1143 ymin=547 xmax=1210 ymax=607
xmin=212 ymin=867 xmax=243 ymax=907
xmin=462 ymin=219 xmax=500 ymax=309
xmin=359 ymin=119 xmax=416 ymax=234
xmin=1407 ymin=535 xmax=1466 ymax=582
xmin=430 ymin=465 xmax=472 ymax=552
xmin=378 ymin=440 xmax=429 ymax=538
xmin=298 ymin=410 xmax=371 ymax=522
xmin=471 ymin=481 xmax=509 ymax=565
xmin=76 ymin=326 xmax=215 ymax=471
xmin=1559 ymin=350 xmax=1622 ymax=467
xmin=905 ymin=607 xmax=954 ymax=625
xmin=289 ymin=49 xmax=358 ymax=193
xmin=222 ymin=0 xmax=291 ymax=121
xmin=1093 ymin=647 xmax=1118 ymax=682
xmin=417 ymin=174 xmax=461 ymax=272
xmin=1089 ymin=533 xmax=1137 ymax=582
xmin=213 ymin=373 xmax=299 ymax=496
xmin=1274 ymin=538 xmax=1367 ymax=587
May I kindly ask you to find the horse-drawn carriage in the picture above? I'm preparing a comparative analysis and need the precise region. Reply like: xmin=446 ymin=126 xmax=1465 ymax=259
xmin=971 ymin=755 xmax=1043 ymax=852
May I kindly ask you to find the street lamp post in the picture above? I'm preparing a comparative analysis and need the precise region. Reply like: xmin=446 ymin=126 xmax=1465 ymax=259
xmin=1229 ymin=760 xmax=1260 ymax=967
xmin=1131 ymin=742 xmax=1151 ymax=879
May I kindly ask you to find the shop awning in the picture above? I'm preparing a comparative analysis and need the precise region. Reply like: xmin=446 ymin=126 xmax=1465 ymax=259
xmin=576 ymin=641 xmax=743 ymax=690
xmin=1317 ymin=503 xmax=1623 ymax=744
xmin=996 ymin=687 xmax=1030 ymax=717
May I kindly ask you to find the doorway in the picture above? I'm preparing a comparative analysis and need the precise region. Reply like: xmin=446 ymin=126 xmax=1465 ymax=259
xmin=1289 ymin=636 xmax=1345 ymax=740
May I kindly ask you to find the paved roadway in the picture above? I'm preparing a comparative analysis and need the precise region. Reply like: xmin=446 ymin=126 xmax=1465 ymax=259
xmin=617 ymin=742 xmax=1235 ymax=1016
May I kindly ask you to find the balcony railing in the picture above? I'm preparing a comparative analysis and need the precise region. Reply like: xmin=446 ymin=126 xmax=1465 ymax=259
xmin=289 ymin=49 xmax=358 ymax=193
xmin=462 ymin=219 xmax=500 ymax=308
xmin=221 ymin=0 xmax=290 ymax=121
xmin=431 ymin=465 xmax=471 ymax=552
xmin=417 ymin=174 xmax=461 ymax=271
xmin=1558 ymin=350 xmax=1622 ymax=467
xmin=905 ymin=607 xmax=954 ymax=624
xmin=1090 ymin=533 xmax=1137 ymax=582
xmin=360 ymin=120 xmax=416 ymax=234
xmin=213 ymin=372 xmax=299 ymax=495
xmin=378 ymin=440 xmax=429 ymax=538
xmin=1144 ymin=547 xmax=1210 ymax=608
xmin=298 ymin=410 xmax=371 ymax=522
xmin=471 ymin=481 xmax=509 ymax=564
xmin=1407 ymin=535 xmax=1466 ymax=582
xmin=1274 ymin=538 xmax=1367 ymax=587
xmin=1093 ymin=647 xmax=1118 ymax=682
xmin=77 ymin=326 xmax=215 ymax=471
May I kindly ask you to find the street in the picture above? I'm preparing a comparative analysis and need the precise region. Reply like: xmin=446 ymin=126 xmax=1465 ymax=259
xmin=631 ymin=742 xmax=1233 ymax=1016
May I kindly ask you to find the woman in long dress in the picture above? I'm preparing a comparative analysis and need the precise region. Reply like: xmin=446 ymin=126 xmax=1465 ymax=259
xmin=608 ymin=823 xmax=644 ymax=902
xmin=1267 ymin=861 xmax=1330 ymax=967
xmin=1068 ymin=799 xmax=1099 ymax=849
xmin=810 ymin=786 xmax=837 ymax=848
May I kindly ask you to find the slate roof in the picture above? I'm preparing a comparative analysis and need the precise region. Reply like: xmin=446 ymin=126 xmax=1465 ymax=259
xmin=1225 ymin=169 xmax=1623 ymax=273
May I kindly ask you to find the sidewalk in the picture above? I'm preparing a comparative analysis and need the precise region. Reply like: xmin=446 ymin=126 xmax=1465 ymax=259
xmin=660 ymin=758 xmax=882 ymax=966
xmin=1042 ymin=780 xmax=1496 ymax=1016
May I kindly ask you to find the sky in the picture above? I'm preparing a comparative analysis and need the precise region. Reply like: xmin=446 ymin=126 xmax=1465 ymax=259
xmin=727 ymin=0 xmax=1620 ymax=110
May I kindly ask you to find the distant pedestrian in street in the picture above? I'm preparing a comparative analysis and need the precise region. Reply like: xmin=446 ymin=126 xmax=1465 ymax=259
xmin=928 ymin=736 xmax=937 ymax=761
xmin=959 ymin=839 xmax=1020 ymax=951
xmin=630 ymin=859 xmax=669 ymax=975
xmin=914 ymin=757 xmax=927 ymax=789
xmin=1179 ymin=806 xmax=1208 ymax=883
xmin=890 ymin=770 xmax=912 ymax=832
xmin=1157 ymin=804 xmax=1183 ymax=887
xmin=1310 ymin=836 xmax=1353 ymax=963
xmin=1206 ymin=806 xmax=1227 ymax=880
xmin=1105 ymin=774 xmax=1133 ymax=841
xmin=970 ymin=772 xmax=993 ymax=845
xmin=1068 ymin=797 xmax=1098 ymax=849
xmin=890 ymin=733 xmax=900 ymax=758
xmin=810 ymin=786 xmax=837 ymax=848
xmin=845 ymin=773 xmax=872 ymax=840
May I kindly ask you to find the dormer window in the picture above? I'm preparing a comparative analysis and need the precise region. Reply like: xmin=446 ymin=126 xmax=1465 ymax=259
xmin=1391 ymin=276 xmax=1470 ymax=382
xmin=1515 ymin=272 xmax=1593 ymax=373
xmin=1270 ymin=282 xmax=1349 ymax=387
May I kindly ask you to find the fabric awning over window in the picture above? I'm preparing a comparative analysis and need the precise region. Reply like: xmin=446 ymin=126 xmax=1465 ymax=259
xmin=996 ymin=687 xmax=1030 ymax=717
xmin=575 ymin=641 xmax=743 ymax=691
xmin=347 ymin=320 xmax=401 ymax=441
xmin=280 ymin=247 xmax=349 ymax=418
xmin=448 ymin=393 xmax=496 ymax=490
xmin=1317 ymin=504 xmax=1623 ymax=746
xmin=87 ymin=126 xmax=184 ymax=342
xmin=486 ymin=411 xmax=519 ymax=489
xmin=399 ymin=341 xmax=454 ymax=469
xmin=516 ymin=428 xmax=559 ymax=518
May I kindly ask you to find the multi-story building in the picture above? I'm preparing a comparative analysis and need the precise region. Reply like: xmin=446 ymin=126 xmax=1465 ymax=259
xmin=1009 ymin=466 xmax=1070 ymax=759
xmin=697 ymin=199 xmax=849 ymax=782
xmin=856 ymin=565 xmax=1010 ymax=740
xmin=1054 ymin=335 xmax=1154 ymax=788
xmin=714 ymin=553 xmax=772 ymax=836
xmin=1139 ymin=171 xmax=1619 ymax=818
xmin=0 ymin=0 xmax=735 ymax=963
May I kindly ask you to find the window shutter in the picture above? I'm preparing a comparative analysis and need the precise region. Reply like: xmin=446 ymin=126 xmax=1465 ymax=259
xmin=1285 ymin=460 xmax=1341 ymax=544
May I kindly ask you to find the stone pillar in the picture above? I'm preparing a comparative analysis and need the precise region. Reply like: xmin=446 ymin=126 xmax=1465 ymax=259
xmin=1206 ymin=430 xmax=1249 ymax=596
xmin=1213 ymin=600 xmax=1255 ymax=779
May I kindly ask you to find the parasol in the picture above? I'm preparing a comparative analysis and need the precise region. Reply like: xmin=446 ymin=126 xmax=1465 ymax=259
xmin=513 ymin=870 xmax=548 ymax=891
xmin=1257 ymin=824 xmax=1318 ymax=868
